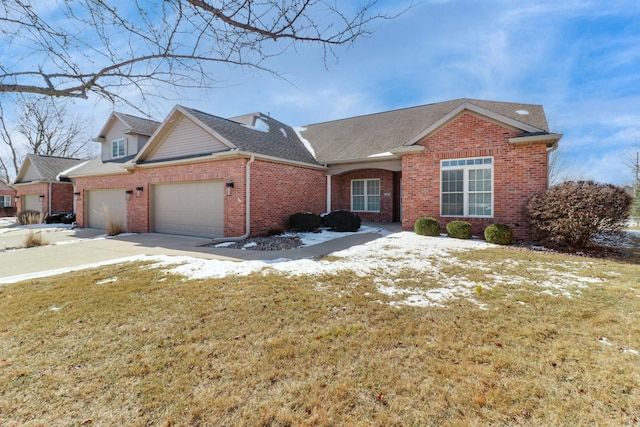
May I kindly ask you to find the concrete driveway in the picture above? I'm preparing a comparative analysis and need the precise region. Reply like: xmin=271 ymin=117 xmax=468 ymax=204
xmin=0 ymin=220 xmax=393 ymax=283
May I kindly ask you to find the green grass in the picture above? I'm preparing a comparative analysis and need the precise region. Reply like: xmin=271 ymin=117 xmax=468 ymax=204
xmin=1 ymin=246 xmax=639 ymax=426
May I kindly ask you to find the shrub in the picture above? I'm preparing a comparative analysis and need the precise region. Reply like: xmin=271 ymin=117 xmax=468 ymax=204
xmin=323 ymin=210 xmax=361 ymax=232
xmin=484 ymin=223 xmax=513 ymax=245
xmin=25 ymin=231 xmax=46 ymax=248
xmin=17 ymin=210 xmax=42 ymax=225
xmin=45 ymin=212 xmax=76 ymax=224
xmin=414 ymin=217 xmax=441 ymax=236
xmin=289 ymin=212 xmax=322 ymax=232
xmin=446 ymin=220 xmax=472 ymax=239
xmin=526 ymin=180 xmax=632 ymax=250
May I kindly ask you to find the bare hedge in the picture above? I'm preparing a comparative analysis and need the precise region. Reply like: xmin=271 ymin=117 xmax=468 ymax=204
xmin=526 ymin=180 xmax=631 ymax=250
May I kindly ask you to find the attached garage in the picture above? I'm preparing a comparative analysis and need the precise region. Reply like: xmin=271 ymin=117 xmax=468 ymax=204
xmin=23 ymin=194 xmax=41 ymax=212
xmin=86 ymin=189 xmax=127 ymax=230
xmin=151 ymin=181 xmax=224 ymax=238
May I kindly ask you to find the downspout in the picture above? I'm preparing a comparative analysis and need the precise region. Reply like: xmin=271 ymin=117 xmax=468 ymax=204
xmin=326 ymin=175 xmax=332 ymax=213
xmin=215 ymin=155 xmax=255 ymax=241
xmin=48 ymin=182 xmax=52 ymax=216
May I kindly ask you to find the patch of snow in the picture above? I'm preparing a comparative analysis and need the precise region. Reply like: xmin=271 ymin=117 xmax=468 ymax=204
xmin=293 ymin=127 xmax=316 ymax=159
xmin=243 ymin=241 xmax=258 ymax=249
xmin=242 ymin=117 xmax=269 ymax=133
xmin=367 ymin=151 xmax=394 ymax=158
xmin=96 ymin=277 xmax=118 ymax=285
xmin=279 ymin=128 xmax=287 ymax=137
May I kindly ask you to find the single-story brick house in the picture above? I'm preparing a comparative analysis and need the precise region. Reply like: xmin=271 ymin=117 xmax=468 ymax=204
xmin=0 ymin=178 xmax=17 ymax=217
xmin=14 ymin=154 xmax=86 ymax=217
xmin=65 ymin=99 xmax=561 ymax=240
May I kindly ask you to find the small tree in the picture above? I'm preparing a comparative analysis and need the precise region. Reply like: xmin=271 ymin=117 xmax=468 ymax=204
xmin=526 ymin=181 xmax=632 ymax=250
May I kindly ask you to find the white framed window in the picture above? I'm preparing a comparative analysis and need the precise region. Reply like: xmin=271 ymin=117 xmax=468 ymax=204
xmin=441 ymin=157 xmax=493 ymax=217
xmin=1 ymin=195 xmax=11 ymax=207
xmin=111 ymin=138 xmax=126 ymax=158
xmin=351 ymin=179 xmax=380 ymax=212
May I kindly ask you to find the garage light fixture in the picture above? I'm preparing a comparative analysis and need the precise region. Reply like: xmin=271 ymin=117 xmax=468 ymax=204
xmin=125 ymin=190 xmax=133 ymax=200
xmin=14 ymin=195 xmax=19 ymax=202
xmin=39 ymin=194 xmax=45 ymax=200
xmin=226 ymin=181 xmax=234 ymax=196
xmin=74 ymin=192 xmax=80 ymax=196
xmin=135 ymin=186 xmax=144 ymax=197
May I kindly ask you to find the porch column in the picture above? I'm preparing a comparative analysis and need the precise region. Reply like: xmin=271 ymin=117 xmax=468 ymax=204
xmin=326 ymin=174 xmax=332 ymax=213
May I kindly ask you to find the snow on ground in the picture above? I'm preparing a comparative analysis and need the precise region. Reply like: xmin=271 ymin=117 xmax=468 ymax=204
xmin=2 ymin=219 xmax=635 ymax=308
xmin=159 ymin=231 xmax=608 ymax=309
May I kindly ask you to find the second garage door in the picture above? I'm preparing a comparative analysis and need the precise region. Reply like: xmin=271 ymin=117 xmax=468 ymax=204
xmin=23 ymin=194 xmax=41 ymax=212
xmin=151 ymin=181 xmax=224 ymax=238
xmin=86 ymin=189 xmax=127 ymax=231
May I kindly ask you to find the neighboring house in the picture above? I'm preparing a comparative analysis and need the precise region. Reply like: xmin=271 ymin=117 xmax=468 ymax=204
xmin=66 ymin=99 xmax=561 ymax=240
xmin=0 ymin=179 xmax=17 ymax=217
xmin=14 ymin=154 xmax=86 ymax=217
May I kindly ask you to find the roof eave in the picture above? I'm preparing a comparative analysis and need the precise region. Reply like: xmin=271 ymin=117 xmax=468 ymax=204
xmin=508 ymin=133 xmax=563 ymax=148
xmin=130 ymin=150 xmax=326 ymax=171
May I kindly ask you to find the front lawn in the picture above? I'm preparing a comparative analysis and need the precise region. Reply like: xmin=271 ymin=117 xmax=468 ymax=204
xmin=1 ymin=235 xmax=639 ymax=425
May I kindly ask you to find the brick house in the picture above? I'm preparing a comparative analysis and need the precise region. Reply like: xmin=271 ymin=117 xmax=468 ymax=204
xmin=65 ymin=99 xmax=561 ymax=240
xmin=0 ymin=179 xmax=17 ymax=217
xmin=13 ymin=154 xmax=86 ymax=218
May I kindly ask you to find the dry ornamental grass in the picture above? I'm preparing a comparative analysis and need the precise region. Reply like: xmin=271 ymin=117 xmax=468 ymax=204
xmin=1 ymin=239 xmax=639 ymax=425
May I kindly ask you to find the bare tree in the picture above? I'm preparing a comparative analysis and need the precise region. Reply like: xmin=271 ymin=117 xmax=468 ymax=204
xmin=0 ymin=96 xmax=89 ymax=181
xmin=0 ymin=0 xmax=398 ymax=104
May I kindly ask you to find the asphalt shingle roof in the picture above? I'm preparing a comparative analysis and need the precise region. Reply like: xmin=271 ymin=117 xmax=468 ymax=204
xmin=114 ymin=113 xmax=161 ymax=136
xmin=181 ymin=107 xmax=320 ymax=166
xmin=299 ymin=98 xmax=551 ymax=163
xmin=19 ymin=154 xmax=85 ymax=183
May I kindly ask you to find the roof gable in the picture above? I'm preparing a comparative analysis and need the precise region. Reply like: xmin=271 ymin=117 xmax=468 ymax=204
xmin=15 ymin=154 xmax=85 ymax=183
xmin=301 ymin=98 xmax=553 ymax=163
xmin=95 ymin=112 xmax=160 ymax=141
xmin=135 ymin=105 xmax=319 ymax=166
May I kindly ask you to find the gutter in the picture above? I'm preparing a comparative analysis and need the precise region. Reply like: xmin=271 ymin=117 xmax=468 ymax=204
xmin=212 ymin=155 xmax=255 ymax=242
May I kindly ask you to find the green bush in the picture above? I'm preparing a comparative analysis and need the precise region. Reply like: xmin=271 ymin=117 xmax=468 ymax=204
xmin=484 ymin=223 xmax=513 ymax=245
xmin=289 ymin=212 xmax=322 ymax=232
xmin=323 ymin=210 xmax=361 ymax=232
xmin=414 ymin=217 xmax=441 ymax=236
xmin=45 ymin=212 xmax=76 ymax=224
xmin=446 ymin=220 xmax=472 ymax=239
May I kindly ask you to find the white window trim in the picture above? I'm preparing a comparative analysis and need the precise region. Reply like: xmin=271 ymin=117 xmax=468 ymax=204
xmin=440 ymin=157 xmax=494 ymax=218
xmin=111 ymin=138 xmax=126 ymax=158
xmin=1 ymin=195 xmax=11 ymax=208
xmin=351 ymin=178 xmax=381 ymax=213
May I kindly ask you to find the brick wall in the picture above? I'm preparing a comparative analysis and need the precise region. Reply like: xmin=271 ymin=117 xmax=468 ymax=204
xmin=50 ymin=183 xmax=75 ymax=213
xmin=330 ymin=169 xmax=395 ymax=222
xmin=74 ymin=157 xmax=326 ymax=237
xmin=15 ymin=183 xmax=48 ymax=214
xmin=251 ymin=161 xmax=326 ymax=234
xmin=401 ymin=112 xmax=549 ymax=241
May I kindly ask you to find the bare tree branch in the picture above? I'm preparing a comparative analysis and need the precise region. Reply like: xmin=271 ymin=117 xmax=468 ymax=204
xmin=0 ymin=0 xmax=404 ymax=102
xmin=0 ymin=96 xmax=91 ymax=181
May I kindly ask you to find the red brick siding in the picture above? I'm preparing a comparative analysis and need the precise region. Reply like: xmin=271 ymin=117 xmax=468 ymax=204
xmin=74 ymin=158 xmax=326 ymax=237
xmin=50 ymin=184 xmax=74 ymax=213
xmin=331 ymin=170 xmax=395 ymax=222
xmin=251 ymin=161 xmax=326 ymax=234
xmin=401 ymin=112 xmax=549 ymax=240
xmin=16 ymin=183 xmax=47 ymax=214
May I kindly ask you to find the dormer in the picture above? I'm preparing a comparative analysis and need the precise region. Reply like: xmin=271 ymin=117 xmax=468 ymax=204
xmin=92 ymin=112 xmax=161 ymax=162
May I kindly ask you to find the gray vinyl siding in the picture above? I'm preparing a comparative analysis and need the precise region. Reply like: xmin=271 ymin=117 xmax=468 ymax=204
xmin=102 ymin=118 xmax=129 ymax=161
xmin=147 ymin=116 xmax=229 ymax=162
xmin=21 ymin=164 xmax=41 ymax=182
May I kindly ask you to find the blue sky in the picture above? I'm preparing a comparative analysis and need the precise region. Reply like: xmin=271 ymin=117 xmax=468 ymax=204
xmin=5 ymin=0 xmax=640 ymax=185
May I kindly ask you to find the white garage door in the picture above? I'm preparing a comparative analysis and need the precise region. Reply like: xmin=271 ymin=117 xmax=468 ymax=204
xmin=152 ymin=181 xmax=224 ymax=238
xmin=23 ymin=194 xmax=41 ymax=212
xmin=86 ymin=189 xmax=127 ymax=231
